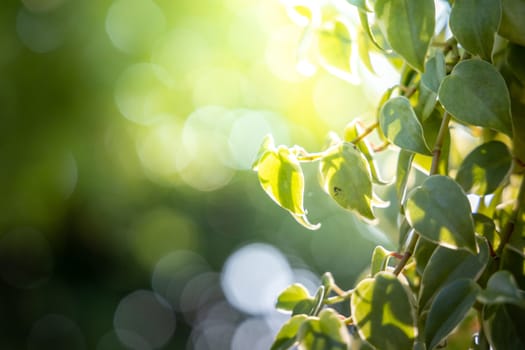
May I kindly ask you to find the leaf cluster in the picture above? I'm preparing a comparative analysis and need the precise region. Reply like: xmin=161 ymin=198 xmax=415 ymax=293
xmin=253 ymin=0 xmax=525 ymax=349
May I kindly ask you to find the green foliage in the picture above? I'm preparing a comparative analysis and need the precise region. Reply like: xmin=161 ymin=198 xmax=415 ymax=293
xmin=253 ymin=0 xmax=525 ymax=348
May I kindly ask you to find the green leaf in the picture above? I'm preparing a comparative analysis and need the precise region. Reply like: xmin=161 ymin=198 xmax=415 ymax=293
xmin=418 ymin=236 xmax=489 ymax=312
xmin=271 ymin=315 xmax=308 ymax=350
xmin=277 ymin=284 xmax=313 ymax=312
xmin=252 ymin=134 xmax=275 ymax=170
xmin=396 ymin=149 xmax=415 ymax=205
xmin=473 ymin=213 xmax=500 ymax=252
xmin=347 ymin=0 xmax=371 ymax=12
xmin=344 ymin=120 xmax=390 ymax=185
xmin=456 ymin=141 xmax=512 ymax=195
xmin=483 ymin=303 xmax=525 ymax=350
xmin=379 ymin=96 xmax=431 ymax=155
xmin=424 ymin=279 xmax=480 ymax=350
xmin=405 ymin=175 xmax=477 ymax=253
xmin=319 ymin=142 xmax=376 ymax=222
xmin=421 ymin=51 xmax=446 ymax=94
xmin=499 ymin=0 xmax=525 ymax=46
xmin=415 ymin=83 xmax=437 ymax=122
xmin=351 ymin=272 xmax=416 ymax=350
xmin=370 ymin=245 xmax=390 ymax=276
xmin=318 ymin=19 xmax=357 ymax=83
xmin=449 ymin=0 xmax=501 ymax=61
xmin=507 ymin=43 xmax=525 ymax=84
xmin=293 ymin=299 xmax=317 ymax=316
xmin=297 ymin=309 xmax=351 ymax=350
xmin=414 ymin=237 xmax=437 ymax=276
xmin=374 ymin=0 xmax=435 ymax=71
xmin=257 ymin=146 xmax=320 ymax=230
xmin=478 ymin=271 xmax=525 ymax=307
xmin=438 ymin=59 xmax=513 ymax=136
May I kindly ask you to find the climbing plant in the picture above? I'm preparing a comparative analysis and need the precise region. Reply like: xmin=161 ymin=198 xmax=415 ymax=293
xmin=252 ymin=0 xmax=525 ymax=349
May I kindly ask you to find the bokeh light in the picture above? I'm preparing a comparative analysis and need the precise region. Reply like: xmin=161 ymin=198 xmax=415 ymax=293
xmin=221 ymin=243 xmax=293 ymax=315
xmin=113 ymin=290 xmax=175 ymax=349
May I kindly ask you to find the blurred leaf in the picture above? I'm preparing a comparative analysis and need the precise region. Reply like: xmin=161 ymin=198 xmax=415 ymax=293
xmin=351 ymin=272 xmax=416 ymax=350
xmin=396 ymin=149 xmax=415 ymax=205
xmin=425 ymin=279 xmax=480 ymax=350
xmin=500 ymin=247 xmax=525 ymax=290
xmin=297 ymin=309 xmax=351 ymax=350
xmin=374 ymin=0 xmax=435 ymax=71
xmin=421 ymin=51 xmax=446 ymax=94
xmin=449 ymin=0 xmax=501 ymax=61
xmin=414 ymin=237 xmax=437 ymax=276
xmin=438 ymin=59 xmax=513 ymax=136
xmin=415 ymin=84 xmax=437 ymax=122
xmin=271 ymin=315 xmax=309 ymax=350
xmin=257 ymin=146 xmax=320 ymax=230
xmin=418 ymin=236 xmax=489 ymax=312
xmin=483 ymin=303 xmax=525 ymax=349
xmin=318 ymin=19 xmax=357 ymax=83
xmin=357 ymin=26 xmax=375 ymax=74
xmin=379 ymin=96 xmax=432 ymax=155
xmin=478 ymin=270 xmax=525 ymax=307
xmin=277 ymin=283 xmax=313 ymax=312
xmin=405 ymin=175 xmax=477 ymax=253
xmin=293 ymin=299 xmax=317 ymax=316
xmin=370 ymin=245 xmax=390 ymax=276
xmin=319 ymin=142 xmax=376 ymax=222
xmin=507 ymin=43 xmax=525 ymax=84
xmin=498 ymin=0 xmax=525 ymax=46
xmin=347 ymin=0 xmax=371 ymax=11
xmin=252 ymin=134 xmax=275 ymax=170
xmin=455 ymin=141 xmax=512 ymax=195
xmin=473 ymin=213 xmax=499 ymax=252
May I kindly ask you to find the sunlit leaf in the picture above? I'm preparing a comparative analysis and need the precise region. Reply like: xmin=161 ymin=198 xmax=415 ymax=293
xmin=317 ymin=19 xmax=359 ymax=84
xmin=257 ymin=146 xmax=320 ymax=230
xmin=498 ymin=0 xmax=525 ymax=46
xmin=478 ymin=270 xmax=525 ymax=307
xmin=277 ymin=283 xmax=313 ymax=312
xmin=379 ymin=96 xmax=431 ymax=155
xmin=347 ymin=0 xmax=370 ymax=12
xmin=351 ymin=272 xmax=416 ymax=350
xmin=483 ymin=303 xmax=525 ymax=350
xmin=374 ymin=0 xmax=435 ymax=71
xmin=449 ymin=0 xmax=501 ymax=61
xmin=271 ymin=315 xmax=308 ymax=350
xmin=456 ymin=141 xmax=512 ymax=195
xmin=319 ymin=142 xmax=376 ymax=222
xmin=370 ymin=245 xmax=390 ymax=276
xmin=473 ymin=213 xmax=500 ymax=252
xmin=252 ymin=134 xmax=275 ymax=170
xmin=344 ymin=120 xmax=390 ymax=185
xmin=421 ymin=51 xmax=446 ymax=94
xmin=438 ymin=59 xmax=513 ymax=136
xmin=418 ymin=236 xmax=489 ymax=312
xmin=357 ymin=26 xmax=375 ymax=74
xmin=396 ymin=149 xmax=415 ymax=205
xmin=293 ymin=299 xmax=317 ymax=316
xmin=425 ymin=279 xmax=480 ymax=350
xmin=297 ymin=309 xmax=351 ymax=350
xmin=405 ymin=175 xmax=477 ymax=253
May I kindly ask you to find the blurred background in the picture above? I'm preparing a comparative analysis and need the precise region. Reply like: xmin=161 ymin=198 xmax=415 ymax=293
xmin=0 ymin=0 xmax=401 ymax=349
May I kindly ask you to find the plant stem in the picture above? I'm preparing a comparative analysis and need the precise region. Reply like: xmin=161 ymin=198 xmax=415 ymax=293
xmin=350 ymin=121 xmax=379 ymax=144
xmin=496 ymin=173 xmax=525 ymax=257
xmin=394 ymin=111 xmax=451 ymax=276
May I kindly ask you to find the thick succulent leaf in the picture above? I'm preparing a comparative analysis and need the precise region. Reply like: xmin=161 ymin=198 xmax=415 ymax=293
xmin=297 ymin=309 xmax=351 ymax=350
xmin=478 ymin=271 xmax=525 ymax=307
xmin=405 ymin=175 xmax=477 ymax=253
xmin=424 ymin=279 xmax=480 ymax=350
xmin=257 ymin=146 xmax=320 ymax=230
xmin=277 ymin=284 xmax=313 ymax=312
xmin=438 ymin=59 xmax=513 ymax=136
xmin=455 ymin=141 xmax=512 ymax=195
xmin=379 ymin=96 xmax=432 ymax=155
xmin=271 ymin=315 xmax=308 ymax=350
xmin=421 ymin=51 xmax=446 ymax=94
xmin=344 ymin=121 xmax=390 ymax=185
xmin=418 ymin=236 xmax=489 ymax=312
xmin=351 ymin=272 xmax=416 ymax=350
xmin=374 ymin=0 xmax=435 ymax=71
xmin=370 ymin=245 xmax=390 ymax=276
xmin=498 ymin=0 xmax=525 ymax=46
xmin=483 ymin=303 xmax=525 ymax=350
xmin=319 ymin=142 xmax=375 ymax=222
xmin=449 ymin=0 xmax=501 ymax=61
xmin=317 ymin=19 xmax=358 ymax=83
